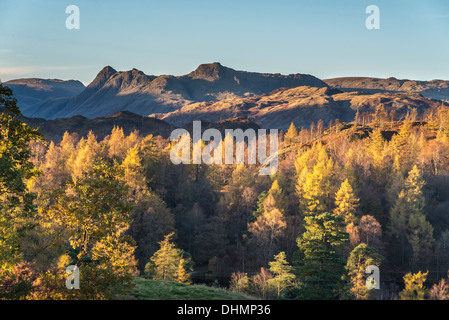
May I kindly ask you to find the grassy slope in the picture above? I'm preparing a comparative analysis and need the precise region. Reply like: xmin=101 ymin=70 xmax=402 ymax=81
xmin=129 ymin=278 xmax=252 ymax=300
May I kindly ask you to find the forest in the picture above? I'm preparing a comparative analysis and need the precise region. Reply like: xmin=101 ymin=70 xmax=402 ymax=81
xmin=3 ymin=81 xmax=449 ymax=300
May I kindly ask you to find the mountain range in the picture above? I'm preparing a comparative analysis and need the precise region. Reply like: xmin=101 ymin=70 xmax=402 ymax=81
xmin=3 ymin=63 xmax=449 ymax=138
xmin=5 ymin=63 xmax=327 ymax=120
xmin=5 ymin=78 xmax=85 ymax=116
xmin=324 ymin=77 xmax=449 ymax=101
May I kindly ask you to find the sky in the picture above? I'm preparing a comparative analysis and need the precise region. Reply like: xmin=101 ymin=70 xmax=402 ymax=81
xmin=0 ymin=0 xmax=449 ymax=85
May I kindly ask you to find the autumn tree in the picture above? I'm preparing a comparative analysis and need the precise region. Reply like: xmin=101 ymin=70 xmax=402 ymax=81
xmin=107 ymin=126 xmax=128 ymax=160
xmin=219 ymin=164 xmax=268 ymax=252
xmin=248 ymin=194 xmax=287 ymax=266
xmin=358 ymin=215 xmax=383 ymax=251
xmin=299 ymin=157 xmax=336 ymax=216
xmin=294 ymin=142 xmax=328 ymax=186
xmin=284 ymin=122 xmax=298 ymax=145
xmin=374 ymin=104 xmax=389 ymax=128
xmin=250 ymin=267 xmax=274 ymax=299
xmin=121 ymin=145 xmax=148 ymax=201
xmin=0 ymin=83 xmax=44 ymax=268
xmin=346 ymin=243 xmax=383 ymax=300
xmin=229 ymin=271 xmax=250 ymax=294
xmin=267 ymin=179 xmax=288 ymax=215
xmin=38 ymin=141 xmax=66 ymax=190
xmin=420 ymin=131 xmax=449 ymax=176
xmin=388 ymin=165 xmax=433 ymax=266
xmin=399 ymin=271 xmax=428 ymax=300
xmin=58 ymin=131 xmax=78 ymax=179
xmin=0 ymin=261 xmax=38 ymax=299
xmin=429 ymin=274 xmax=449 ymax=300
xmin=367 ymin=129 xmax=386 ymax=179
xmin=390 ymin=121 xmax=414 ymax=171
xmin=176 ymin=258 xmax=191 ymax=284
xmin=145 ymin=232 xmax=192 ymax=284
xmin=46 ymin=160 xmax=138 ymax=298
xmin=334 ymin=179 xmax=359 ymax=224
xmin=252 ymin=191 xmax=268 ymax=219
xmin=70 ymin=131 xmax=100 ymax=182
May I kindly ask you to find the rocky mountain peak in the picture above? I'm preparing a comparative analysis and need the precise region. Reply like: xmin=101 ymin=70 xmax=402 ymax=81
xmin=88 ymin=66 xmax=117 ymax=89
xmin=187 ymin=62 xmax=230 ymax=81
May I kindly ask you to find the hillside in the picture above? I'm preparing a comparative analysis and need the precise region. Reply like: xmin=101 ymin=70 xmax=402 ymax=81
xmin=325 ymin=76 xmax=449 ymax=101
xmin=4 ymin=78 xmax=85 ymax=116
xmin=18 ymin=110 xmax=262 ymax=143
xmin=129 ymin=278 xmax=251 ymax=300
xmin=158 ymin=85 xmax=447 ymax=129
xmin=19 ymin=110 xmax=174 ymax=143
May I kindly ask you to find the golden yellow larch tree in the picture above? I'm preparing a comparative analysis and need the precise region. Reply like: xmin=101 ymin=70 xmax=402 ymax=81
xmin=145 ymin=232 xmax=192 ymax=283
xmin=175 ymin=257 xmax=191 ymax=284
xmin=284 ymin=122 xmax=298 ymax=145
xmin=70 ymin=131 xmax=100 ymax=182
xmin=108 ymin=126 xmax=128 ymax=160
xmin=300 ymin=156 xmax=336 ymax=216
xmin=334 ymin=178 xmax=359 ymax=224
xmin=399 ymin=270 xmax=428 ymax=300
xmin=121 ymin=145 xmax=148 ymax=201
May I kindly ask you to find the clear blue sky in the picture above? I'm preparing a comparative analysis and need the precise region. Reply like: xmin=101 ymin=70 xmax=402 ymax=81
xmin=1 ymin=0 xmax=449 ymax=85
